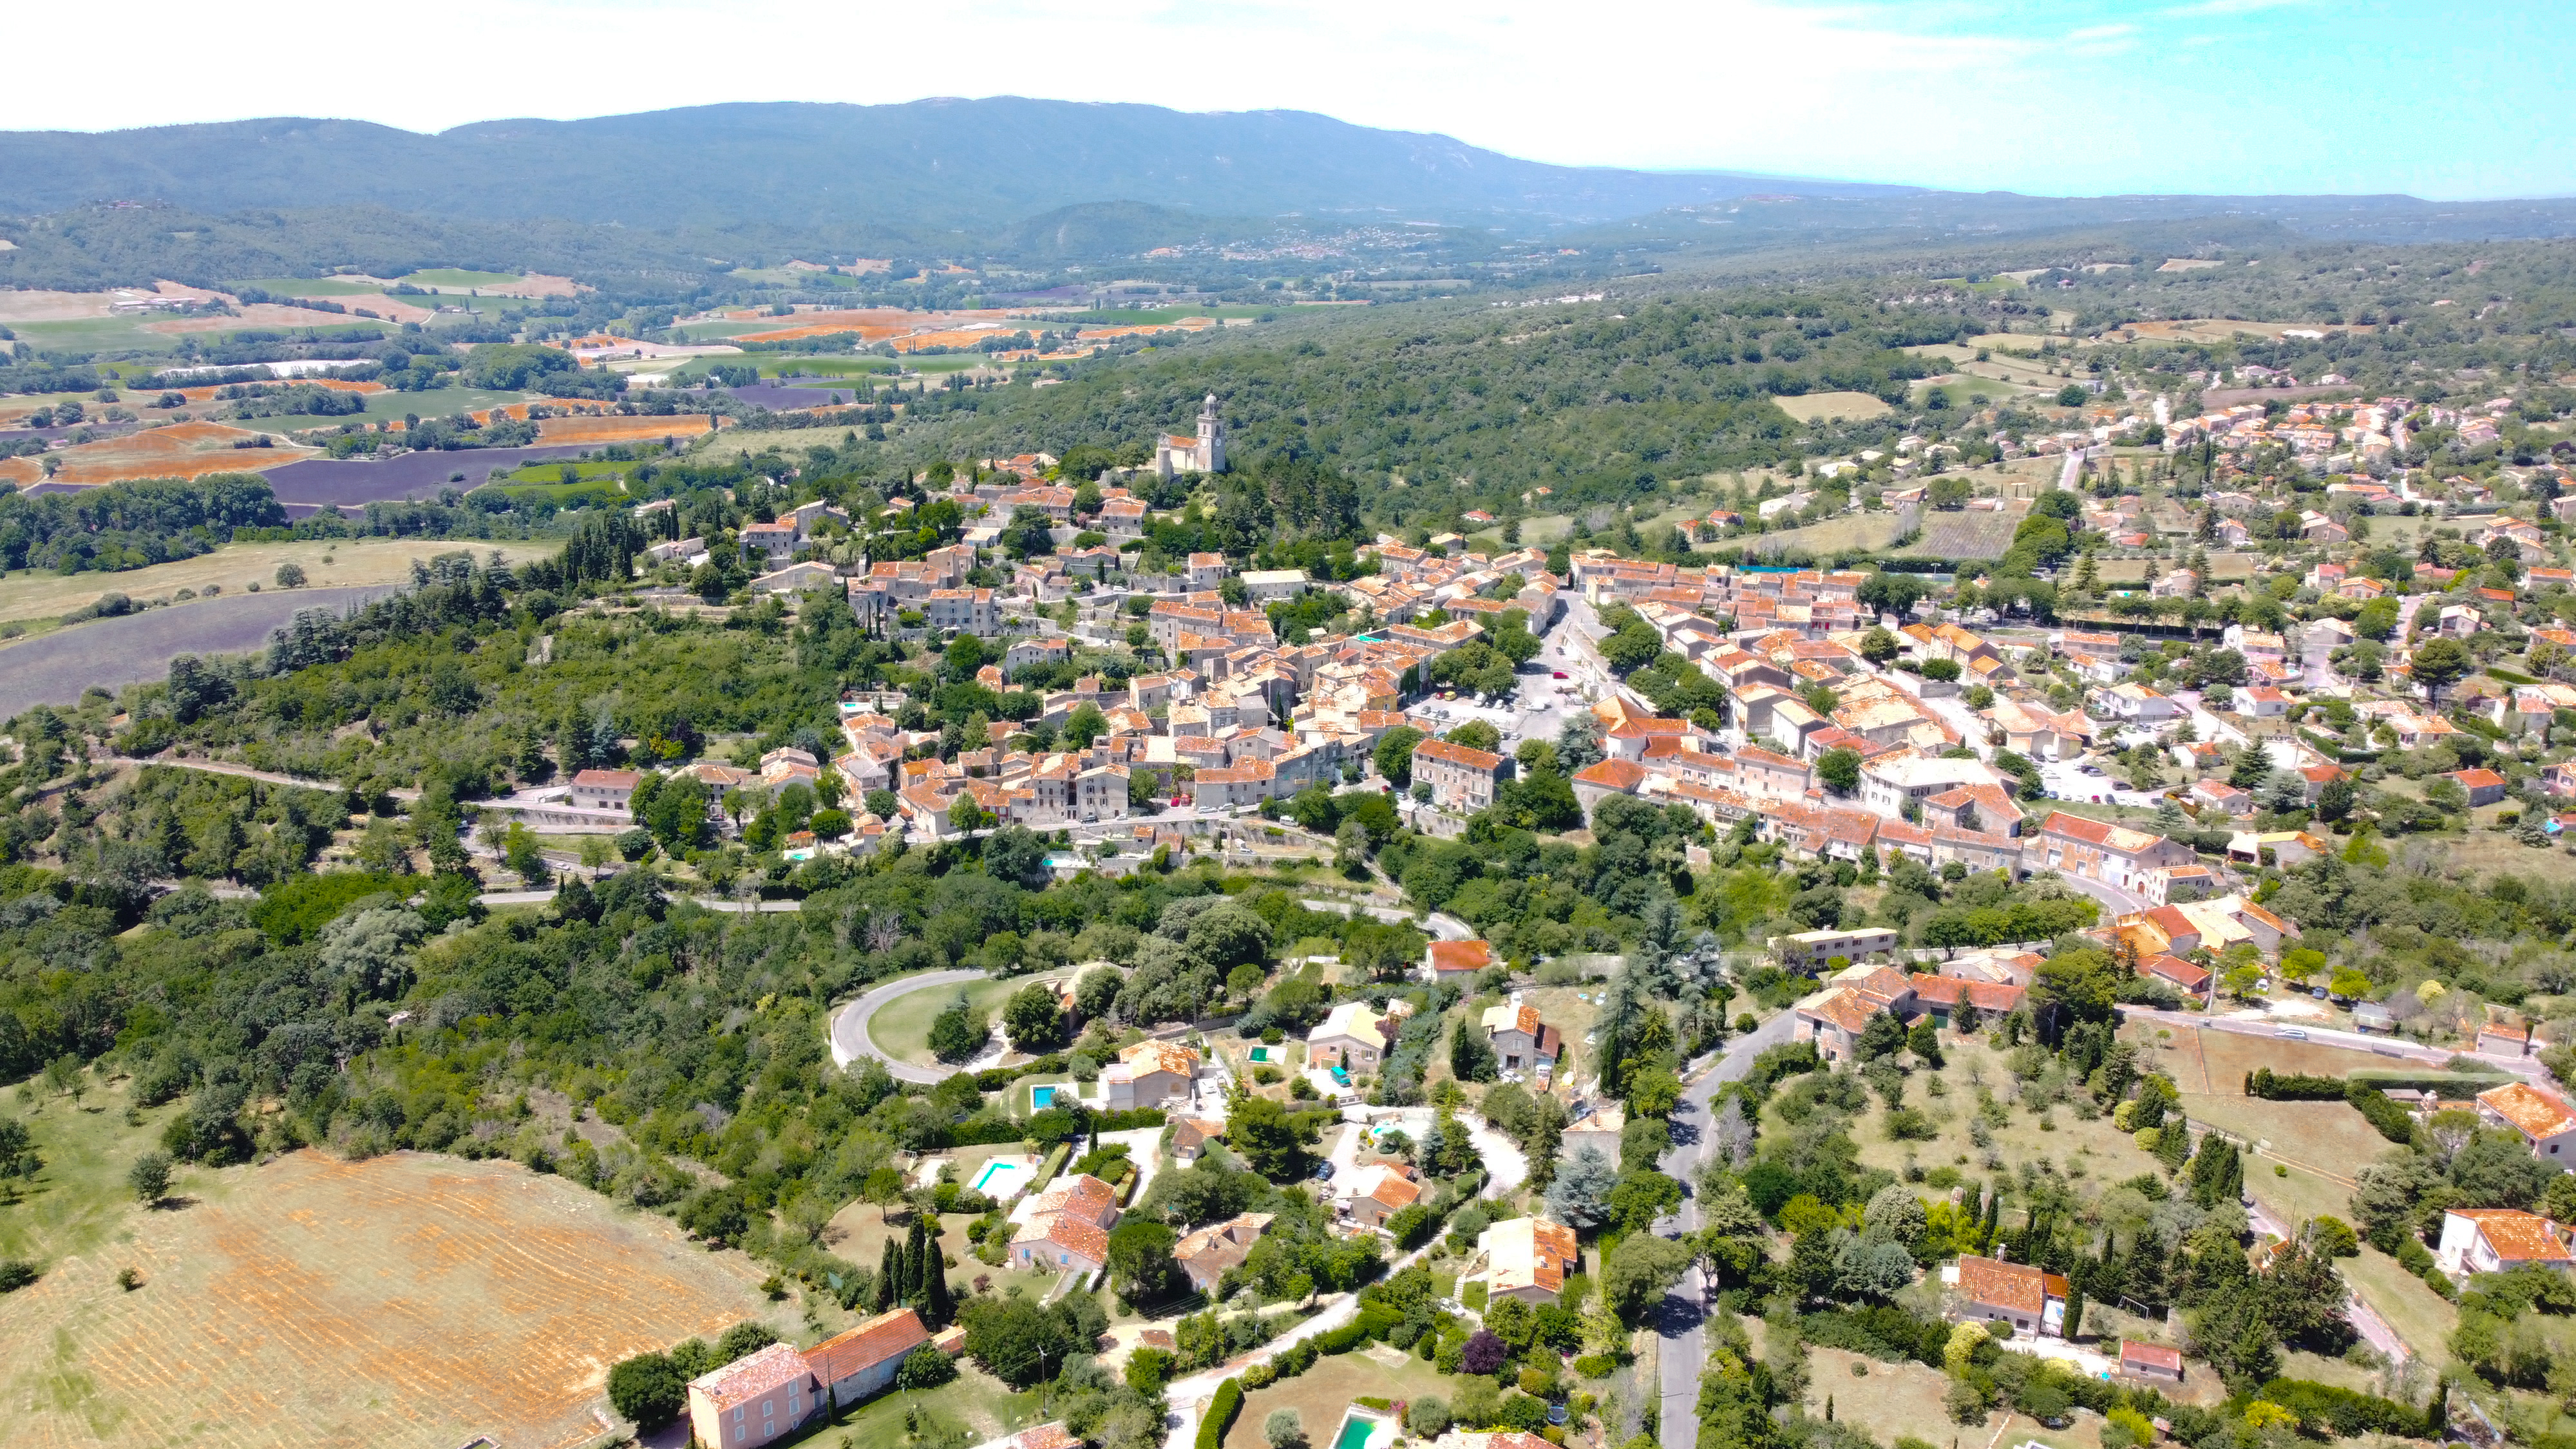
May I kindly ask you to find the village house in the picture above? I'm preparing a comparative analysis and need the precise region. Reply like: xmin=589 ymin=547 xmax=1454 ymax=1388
xmin=1173 ymin=1212 xmax=1276 ymax=1291
xmin=1309 ymin=999 xmax=1394 ymax=1072
xmin=2437 ymin=1209 xmax=2576 ymax=1279
xmin=2479 ymin=1081 xmax=2576 ymax=1166
xmin=2118 ymin=1341 xmax=2184 ymax=1383
xmin=1413 ymin=737 xmax=1509 ymax=815
xmin=1943 ymin=1254 xmax=2069 ymax=1337
xmin=1478 ymin=1215 xmax=1581 ymax=1305
xmin=1011 ymin=1173 xmax=1122 ymax=1275
xmin=1343 ymin=1162 xmax=1421 ymax=1229
xmin=569 ymin=768 xmax=640 ymax=813
xmin=1480 ymin=1000 xmax=1561 ymax=1077
xmin=1426 ymin=938 xmax=1495 ymax=984
xmin=2034 ymin=813 xmax=2198 ymax=902
xmin=1101 ymin=1040 xmax=1200 ymax=1110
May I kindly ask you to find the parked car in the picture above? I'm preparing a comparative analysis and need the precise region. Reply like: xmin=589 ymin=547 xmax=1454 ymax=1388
xmin=2277 ymin=1028 xmax=2307 ymax=1041
xmin=1552 ymin=670 xmax=1568 ymax=679
xmin=1311 ymin=1161 xmax=1335 ymax=1181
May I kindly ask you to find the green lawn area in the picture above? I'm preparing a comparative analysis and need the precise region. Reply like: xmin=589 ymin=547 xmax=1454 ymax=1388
xmin=0 ymin=1070 xmax=185 ymax=1268
xmin=397 ymin=269 xmax=527 ymax=290
xmin=2342 ymin=1245 xmax=2458 ymax=1362
xmin=11 ymin=316 xmax=185 ymax=355
xmin=869 ymin=978 xmax=1021 ymax=1066
xmin=1221 ymin=1350 xmax=1452 ymax=1449
xmin=1741 ymin=513 xmax=1911 ymax=559
xmin=823 ymin=1357 xmax=1046 ymax=1446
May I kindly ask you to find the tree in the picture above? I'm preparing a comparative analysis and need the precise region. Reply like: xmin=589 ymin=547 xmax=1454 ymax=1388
xmin=1106 ymin=1218 xmax=1181 ymax=1305
xmin=927 ymin=990 xmax=989 ymax=1063
xmin=1817 ymin=748 xmax=1862 ymax=796
xmin=1858 ymin=627 xmax=1899 ymax=665
xmin=607 ymin=1352 xmax=686 ymax=1428
xmin=1375 ymin=726 xmax=1425 ymax=786
xmin=128 ymin=1151 xmax=171 ymax=1204
xmin=274 ymin=562 xmax=307 ymax=589
xmin=1266 ymin=1409 xmax=1308 ymax=1449
xmin=1855 ymin=1011 xmax=1906 ymax=1062
xmin=2411 ymin=637 xmax=2471 ymax=699
xmin=1544 ymin=1146 xmax=1620 ymax=1231
xmin=1602 ymin=1233 xmax=1691 ymax=1324
xmin=1906 ymin=1018 xmax=1942 ymax=1066
xmin=1002 ymin=981 xmax=1067 ymax=1052
xmin=1449 ymin=1016 xmax=1498 ymax=1082
xmin=1446 ymin=721 xmax=1502 ymax=753
xmin=1228 ymin=1095 xmax=1306 ymax=1180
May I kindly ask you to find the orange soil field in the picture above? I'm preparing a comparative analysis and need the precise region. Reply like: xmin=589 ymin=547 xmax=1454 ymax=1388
xmin=0 ymin=421 xmax=316 ymax=486
xmin=737 ymin=322 xmax=916 ymax=344
xmin=534 ymin=413 xmax=716 ymax=444
xmin=0 ymin=1151 xmax=781 ymax=1449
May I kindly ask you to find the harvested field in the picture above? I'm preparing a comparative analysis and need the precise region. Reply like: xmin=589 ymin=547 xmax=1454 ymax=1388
xmin=1731 ymin=513 xmax=1908 ymax=557
xmin=0 ymin=282 xmax=228 ymax=323
xmin=144 ymin=303 xmax=386 ymax=336
xmin=535 ymin=413 xmax=716 ymax=445
xmin=0 ymin=539 xmax=547 ymax=626
xmin=0 ymin=421 xmax=316 ymax=486
xmin=2123 ymin=318 xmax=2367 ymax=342
xmin=2157 ymin=258 xmax=2226 ymax=272
xmin=0 ymin=585 xmax=397 ymax=718
xmin=738 ymin=321 xmax=916 ymax=344
xmin=1770 ymin=390 xmax=1893 ymax=423
xmin=2153 ymin=1024 xmax=2405 ymax=1096
xmin=0 ymin=1150 xmax=782 ymax=1449
xmin=1896 ymin=507 xmax=2023 ymax=560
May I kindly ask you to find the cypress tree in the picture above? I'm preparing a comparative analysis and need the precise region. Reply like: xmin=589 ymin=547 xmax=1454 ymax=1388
xmin=925 ymin=1249 xmax=954 ymax=1329
xmin=873 ymin=1236 xmax=898 ymax=1312
xmin=904 ymin=1215 xmax=930 ymax=1304
xmin=1979 ymin=1182 xmax=2000 ymax=1245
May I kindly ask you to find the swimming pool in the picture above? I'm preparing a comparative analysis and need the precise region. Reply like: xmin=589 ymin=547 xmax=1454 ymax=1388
xmin=971 ymin=1157 xmax=1035 ymax=1197
xmin=1030 ymin=1084 xmax=1058 ymax=1109
xmin=1333 ymin=1419 xmax=1376 ymax=1449
xmin=1247 ymin=1046 xmax=1274 ymax=1063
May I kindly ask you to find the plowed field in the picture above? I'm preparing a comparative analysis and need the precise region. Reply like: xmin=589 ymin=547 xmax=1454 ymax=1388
xmin=0 ymin=1151 xmax=780 ymax=1449
xmin=533 ymin=413 xmax=716 ymax=444
xmin=0 ymin=421 xmax=316 ymax=486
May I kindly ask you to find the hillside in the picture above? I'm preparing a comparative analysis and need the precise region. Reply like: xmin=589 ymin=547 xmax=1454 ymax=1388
xmin=0 ymin=100 xmax=1889 ymax=231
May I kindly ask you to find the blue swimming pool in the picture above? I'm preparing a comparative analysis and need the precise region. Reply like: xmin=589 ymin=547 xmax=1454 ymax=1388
xmin=1031 ymin=1084 xmax=1057 ymax=1109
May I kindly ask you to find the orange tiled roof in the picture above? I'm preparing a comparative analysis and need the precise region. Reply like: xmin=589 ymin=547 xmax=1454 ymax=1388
xmin=2481 ymin=1081 xmax=2576 ymax=1140
xmin=2452 ymin=1209 xmax=2576 ymax=1264
xmin=1427 ymin=940 xmax=1493 ymax=973
xmin=804 ymin=1308 xmax=930 ymax=1385
xmin=1953 ymin=1255 xmax=2063 ymax=1316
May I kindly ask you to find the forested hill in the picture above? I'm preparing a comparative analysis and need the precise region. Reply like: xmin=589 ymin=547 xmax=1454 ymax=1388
xmin=0 ymin=100 xmax=1885 ymax=231
xmin=879 ymin=287 xmax=1976 ymax=523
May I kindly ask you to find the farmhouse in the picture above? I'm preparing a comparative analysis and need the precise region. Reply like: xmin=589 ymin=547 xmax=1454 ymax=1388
xmin=1308 ymin=999 xmax=1392 ymax=1072
xmin=1011 ymin=1173 xmax=1121 ymax=1274
xmin=687 ymin=1342 xmax=819 ymax=1448
xmin=804 ymin=1308 xmax=938 ymax=1410
xmin=569 ymin=768 xmax=640 ymax=812
xmin=1480 ymin=1000 xmax=1561 ymax=1077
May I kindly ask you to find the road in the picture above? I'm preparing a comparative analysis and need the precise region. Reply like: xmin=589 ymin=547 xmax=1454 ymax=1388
xmin=1655 ymin=1007 xmax=1799 ymax=1449
xmin=1295 ymin=897 xmax=1473 ymax=942
xmin=827 ymin=967 xmax=990 ymax=1082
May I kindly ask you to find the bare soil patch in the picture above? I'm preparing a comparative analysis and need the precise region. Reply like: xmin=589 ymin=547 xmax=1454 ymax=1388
xmin=1770 ymin=391 xmax=1893 ymax=424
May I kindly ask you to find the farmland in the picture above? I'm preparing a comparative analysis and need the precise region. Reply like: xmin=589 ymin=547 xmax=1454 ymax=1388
xmin=0 ymin=586 xmax=399 ymax=720
xmin=1770 ymin=391 xmax=1893 ymax=424
xmin=0 ymin=539 xmax=550 ymax=628
xmin=1896 ymin=507 xmax=2023 ymax=560
xmin=0 ymin=421 xmax=319 ymax=488
xmin=0 ymin=1150 xmax=785 ymax=1449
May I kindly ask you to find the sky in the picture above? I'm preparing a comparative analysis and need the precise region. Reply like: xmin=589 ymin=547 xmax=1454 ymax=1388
xmin=10 ymin=0 xmax=2572 ymax=200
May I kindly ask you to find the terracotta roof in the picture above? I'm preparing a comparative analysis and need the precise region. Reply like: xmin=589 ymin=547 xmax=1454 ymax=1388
xmin=1799 ymin=987 xmax=1878 ymax=1036
xmin=1573 ymin=758 xmax=1647 ymax=791
xmin=2481 ymin=1081 xmax=2576 ymax=1141
xmin=2119 ymin=1340 xmax=2184 ymax=1372
xmin=1041 ymin=1213 xmax=1111 ymax=1263
xmin=1114 ymin=1040 xmax=1201 ymax=1079
xmin=2139 ymin=954 xmax=2211 ymax=990
xmin=804 ymin=1308 xmax=931 ymax=1386
xmin=1414 ymin=737 xmax=1505 ymax=771
xmin=1016 ymin=1426 xmax=1082 ymax=1449
xmin=1906 ymin=973 xmax=2024 ymax=1012
xmin=2038 ymin=810 xmax=2167 ymax=855
xmin=1366 ymin=1172 xmax=1421 ymax=1211
xmin=2451 ymin=1209 xmax=2575 ymax=1264
xmin=573 ymin=768 xmax=641 ymax=788
xmin=1428 ymin=939 xmax=1494 ymax=974
xmin=1953 ymin=1255 xmax=2064 ymax=1316
xmin=690 ymin=1341 xmax=811 ymax=1410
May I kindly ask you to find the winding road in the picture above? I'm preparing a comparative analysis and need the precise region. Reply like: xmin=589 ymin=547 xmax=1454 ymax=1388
xmin=828 ymin=968 xmax=990 ymax=1083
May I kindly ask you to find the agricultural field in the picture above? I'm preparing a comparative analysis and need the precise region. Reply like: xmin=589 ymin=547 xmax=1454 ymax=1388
xmin=1726 ymin=512 xmax=1909 ymax=558
xmin=0 ymin=1147 xmax=786 ymax=1449
xmin=1769 ymin=391 xmax=1893 ymax=424
xmin=0 ymin=421 xmax=318 ymax=488
xmin=1896 ymin=508 xmax=2023 ymax=560
xmin=0 ymin=585 xmax=399 ymax=720
xmin=533 ymin=413 xmax=716 ymax=446
xmin=0 ymin=538 xmax=550 ymax=627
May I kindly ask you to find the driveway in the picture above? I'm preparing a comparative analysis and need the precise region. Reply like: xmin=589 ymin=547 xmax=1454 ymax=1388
xmin=828 ymin=967 xmax=989 ymax=1082
xmin=1296 ymin=897 xmax=1473 ymax=942
xmin=1655 ymin=1008 xmax=1798 ymax=1449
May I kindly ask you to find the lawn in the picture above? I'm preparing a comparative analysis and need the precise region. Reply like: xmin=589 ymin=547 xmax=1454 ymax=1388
xmin=1730 ymin=513 xmax=1908 ymax=558
xmin=0 ymin=1069 xmax=185 ymax=1267
xmin=1220 ymin=1349 xmax=1454 ymax=1449
xmin=2342 ymin=1244 xmax=2459 ymax=1361
xmin=869 ymin=977 xmax=1023 ymax=1066
xmin=229 ymin=277 xmax=386 ymax=297
xmin=1770 ymin=392 xmax=1893 ymax=424
xmin=822 ymin=1356 xmax=1048 ymax=1448
xmin=0 ymin=539 xmax=552 ymax=625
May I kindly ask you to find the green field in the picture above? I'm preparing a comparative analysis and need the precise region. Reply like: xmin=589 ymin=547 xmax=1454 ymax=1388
xmin=866 ymin=977 xmax=1020 ymax=1066
xmin=762 ymin=358 xmax=898 ymax=378
xmin=234 ymin=386 xmax=533 ymax=433
xmin=229 ymin=277 xmax=386 ymax=297
xmin=10 ymin=316 xmax=186 ymax=355
xmin=398 ymin=269 xmax=526 ymax=290
xmin=0 ymin=1068 xmax=184 ymax=1267
xmin=1041 ymin=306 xmax=1273 ymax=325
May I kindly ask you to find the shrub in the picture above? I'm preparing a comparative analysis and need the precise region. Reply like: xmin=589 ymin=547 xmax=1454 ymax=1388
xmin=0 ymin=1260 xmax=38 ymax=1292
xmin=898 ymin=1345 xmax=959 ymax=1389
xmin=1242 ymin=1361 xmax=1278 ymax=1390
xmin=1407 ymin=1397 xmax=1451 ymax=1435
xmin=1573 ymin=1354 xmax=1617 ymax=1378
xmin=607 ymin=1352 xmax=685 ymax=1428
xmin=1265 ymin=1409 xmax=1307 ymax=1449
xmin=2346 ymin=1084 xmax=2416 ymax=1144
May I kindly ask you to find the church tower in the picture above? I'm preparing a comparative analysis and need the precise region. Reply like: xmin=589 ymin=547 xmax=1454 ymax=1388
xmin=1196 ymin=393 xmax=1226 ymax=473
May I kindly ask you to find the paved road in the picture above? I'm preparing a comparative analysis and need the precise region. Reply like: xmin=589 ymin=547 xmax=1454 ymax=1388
xmin=828 ymin=967 xmax=990 ymax=1081
xmin=1655 ymin=1008 xmax=1799 ymax=1449
xmin=1295 ymin=897 xmax=1473 ymax=942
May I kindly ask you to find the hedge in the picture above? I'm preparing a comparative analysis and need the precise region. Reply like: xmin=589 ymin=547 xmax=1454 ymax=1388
xmin=1198 ymin=1379 xmax=1243 ymax=1449
xmin=2346 ymin=1067 xmax=2512 ymax=1094
xmin=973 ymin=1054 xmax=1070 ymax=1091
xmin=1092 ymin=1107 xmax=1169 ymax=1132
xmin=2244 ymin=1068 xmax=2345 ymax=1101
xmin=2345 ymin=1084 xmax=2416 ymax=1144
